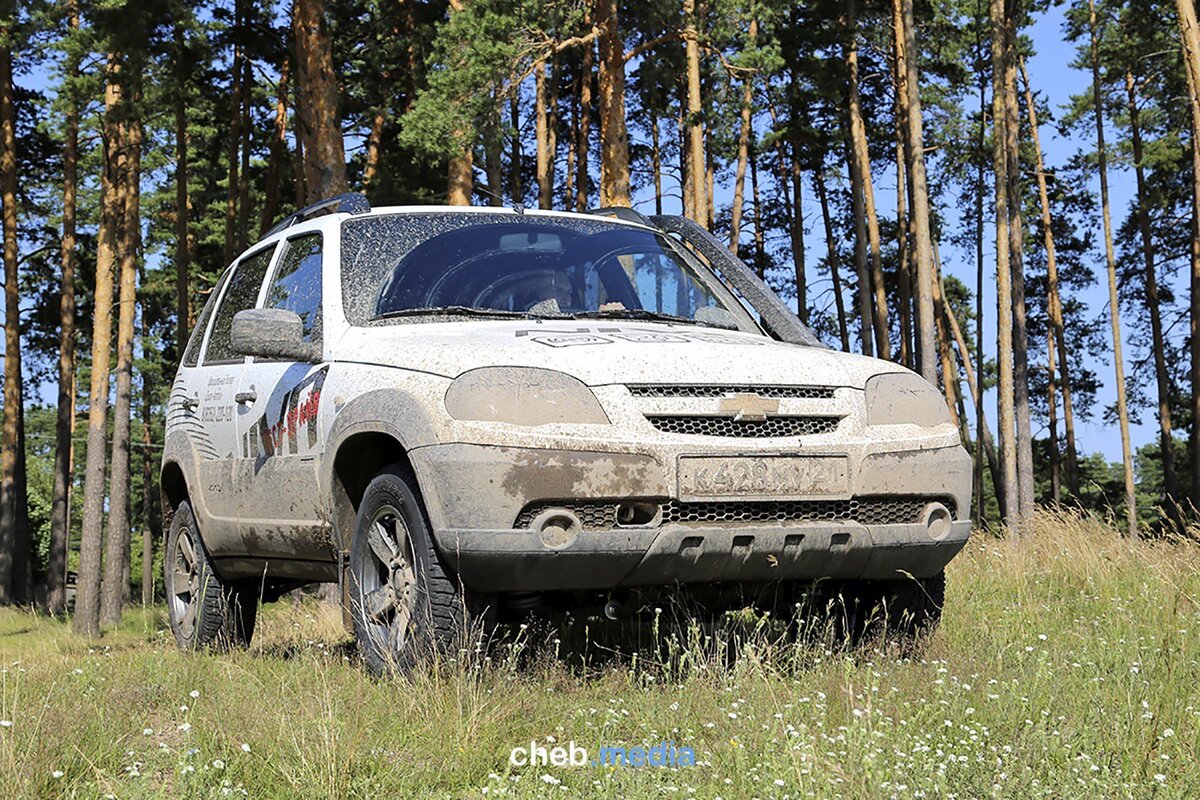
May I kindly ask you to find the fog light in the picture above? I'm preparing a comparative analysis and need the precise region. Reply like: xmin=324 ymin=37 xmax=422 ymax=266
xmin=531 ymin=508 xmax=581 ymax=549
xmin=922 ymin=503 xmax=953 ymax=540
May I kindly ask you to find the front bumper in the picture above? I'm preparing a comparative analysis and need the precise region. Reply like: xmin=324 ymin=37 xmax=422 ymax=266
xmin=411 ymin=442 xmax=972 ymax=593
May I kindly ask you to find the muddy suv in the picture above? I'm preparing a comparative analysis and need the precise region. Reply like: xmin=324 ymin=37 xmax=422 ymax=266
xmin=161 ymin=194 xmax=971 ymax=669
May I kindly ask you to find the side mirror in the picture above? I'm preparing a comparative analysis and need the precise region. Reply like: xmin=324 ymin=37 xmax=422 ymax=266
xmin=231 ymin=308 xmax=319 ymax=362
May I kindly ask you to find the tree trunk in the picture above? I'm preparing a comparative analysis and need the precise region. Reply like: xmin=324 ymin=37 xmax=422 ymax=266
xmin=750 ymin=142 xmax=765 ymax=271
xmin=576 ymin=24 xmax=593 ymax=211
xmin=790 ymin=144 xmax=807 ymax=321
xmin=892 ymin=22 xmax=913 ymax=369
xmin=1046 ymin=325 xmax=1061 ymax=503
xmin=508 ymin=95 xmax=522 ymax=204
xmin=74 ymin=57 xmax=125 ymax=636
xmin=846 ymin=139 xmax=873 ymax=356
xmin=1019 ymin=56 xmax=1080 ymax=497
xmin=1126 ymin=69 xmax=1178 ymax=515
xmin=931 ymin=246 xmax=962 ymax=431
xmin=729 ymin=48 xmax=754 ymax=253
xmin=989 ymin=0 xmax=1020 ymax=535
xmin=595 ymin=0 xmax=630 ymax=207
xmin=48 ymin=0 xmax=81 ymax=615
xmin=223 ymin=0 xmax=243 ymax=266
xmin=816 ymin=171 xmax=850 ymax=351
xmin=1176 ymin=0 xmax=1200 ymax=512
xmin=1089 ymin=0 xmax=1137 ymax=538
xmin=102 ymin=105 xmax=142 ymax=627
xmin=974 ymin=26 xmax=986 ymax=521
xmin=683 ymin=0 xmax=707 ymax=224
xmin=235 ymin=49 xmax=252 ymax=252
xmin=294 ymin=0 xmax=348 ymax=203
xmin=846 ymin=0 xmax=889 ymax=359
xmin=484 ymin=104 xmax=502 ymax=206
xmin=140 ymin=296 xmax=158 ymax=606
xmin=173 ymin=26 xmax=192 ymax=351
xmin=943 ymin=290 xmax=1006 ymax=521
xmin=897 ymin=0 xmax=937 ymax=382
xmin=650 ymin=110 xmax=663 ymax=215
xmin=260 ymin=56 xmax=291 ymax=235
xmin=1004 ymin=13 xmax=1036 ymax=525
xmin=0 ymin=12 xmax=27 ymax=603
xmin=535 ymin=59 xmax=552 ymax=209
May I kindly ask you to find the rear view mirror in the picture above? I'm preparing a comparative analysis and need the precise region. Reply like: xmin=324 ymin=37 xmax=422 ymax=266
xmin=231 ymin=308 xmax=319 ymax=362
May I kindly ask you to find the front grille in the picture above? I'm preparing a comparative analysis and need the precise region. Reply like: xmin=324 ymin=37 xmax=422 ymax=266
xmin=646 ymin=414 xmax=842 ymax=438
xmin=514 ymin=502 xmax=618 ymax=530
xmin=661 ymin=497 xmax=954 ymax=526
xmin=514 ymin=497 xmax=956 ymax=530
xmin=628 ymin=384 xmax=837 ymax=399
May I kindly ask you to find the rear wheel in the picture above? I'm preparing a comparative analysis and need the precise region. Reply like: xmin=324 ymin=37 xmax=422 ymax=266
xmin=347 ymin=465 xmax=486 ymax=674
xmin=164 ymin=500 xmax=258 ymax=650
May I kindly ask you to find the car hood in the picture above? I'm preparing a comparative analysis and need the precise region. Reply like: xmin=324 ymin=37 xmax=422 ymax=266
xmin=332 ymin=320 xmax=899 ymax=388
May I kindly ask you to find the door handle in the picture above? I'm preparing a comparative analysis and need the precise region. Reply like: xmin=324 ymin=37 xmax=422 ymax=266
xmin=181 ymin=394 xmax=200 ymax=412
xmin=235 ymin=390 xmax=258 ymax=405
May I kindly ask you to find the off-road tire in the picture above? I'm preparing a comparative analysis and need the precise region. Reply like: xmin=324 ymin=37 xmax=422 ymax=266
xmin=348 ymin=464 xmax=487 ymax=675
xmin=164 ymin=500 xmax=258 ymax=650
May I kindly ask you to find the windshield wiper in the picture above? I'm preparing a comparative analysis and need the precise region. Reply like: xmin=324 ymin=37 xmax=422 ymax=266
xmin=374 ymin=305 xmax=527 ymax=321
xmin=574 ymin=308 xmax=704 ymax=326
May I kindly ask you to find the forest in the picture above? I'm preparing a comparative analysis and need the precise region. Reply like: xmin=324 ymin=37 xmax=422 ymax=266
xmin=2 ymin=0 xmax=1200 ymax=631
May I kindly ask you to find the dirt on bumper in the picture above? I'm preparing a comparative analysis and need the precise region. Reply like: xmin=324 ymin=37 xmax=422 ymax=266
xmin=411 ymin=443 xmax=972 ymax=593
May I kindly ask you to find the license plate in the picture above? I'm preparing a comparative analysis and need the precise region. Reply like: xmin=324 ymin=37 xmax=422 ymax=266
xmin=677 ymin=455 xmax=850 ymax=501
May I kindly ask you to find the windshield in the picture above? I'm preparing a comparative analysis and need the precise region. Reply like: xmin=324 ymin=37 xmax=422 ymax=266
xmin=339 ymin=212 xmax=758 ymax=330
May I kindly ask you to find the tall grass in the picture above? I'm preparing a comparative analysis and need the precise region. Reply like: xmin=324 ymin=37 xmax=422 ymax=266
xmin=0 ymin=509 xmax=1197 ymax=798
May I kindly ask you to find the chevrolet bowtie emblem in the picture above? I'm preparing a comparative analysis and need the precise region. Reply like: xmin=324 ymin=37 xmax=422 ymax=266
xmin=717 ymin=393 xmax=780 ymax=422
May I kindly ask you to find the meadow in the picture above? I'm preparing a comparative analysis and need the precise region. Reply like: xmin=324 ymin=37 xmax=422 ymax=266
xmin=0 ymin=510 xmax=1197 ymax=799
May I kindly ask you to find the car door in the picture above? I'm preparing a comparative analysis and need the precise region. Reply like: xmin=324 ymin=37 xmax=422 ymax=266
xmin=233 ymin=232 xmax=331 ymax=562
xmin=191 ymin=243 xmax=278 ymax=559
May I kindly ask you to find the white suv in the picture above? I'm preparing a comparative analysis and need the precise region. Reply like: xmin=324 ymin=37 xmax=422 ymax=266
xmin=162 ymin=194 xmax=971 ymax=670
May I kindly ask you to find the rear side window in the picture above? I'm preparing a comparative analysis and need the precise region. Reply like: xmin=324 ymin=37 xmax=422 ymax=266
xmin=181 ymin=270 xmax=230 ymax=367
xmin=265 ymin=234 xmax=322 ymax=344
xmin=203 ymin=245 xmax=276 ymax=364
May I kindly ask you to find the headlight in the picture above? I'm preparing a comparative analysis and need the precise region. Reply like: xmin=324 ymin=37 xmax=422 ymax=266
xmin=445 ymin=367 xmax=610 ymax=426
xmin=865 ymin=372 xmax=952 ymax=428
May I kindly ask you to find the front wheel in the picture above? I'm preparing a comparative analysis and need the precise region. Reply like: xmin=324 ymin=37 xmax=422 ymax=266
xmin=164 ymin=500 xmax=258 ymax=650
xmin=347 ymin=465 xmax=484 ymax=674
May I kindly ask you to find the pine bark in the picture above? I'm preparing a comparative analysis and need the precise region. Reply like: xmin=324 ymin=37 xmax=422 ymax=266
xmin=74 ymin=58 xmax=125 ymax=636
xmin=1126 ymin=70 xmax=1178 ymax=514
xmin=173 ymin=26 xmax=191 ymax=350
xmin=816 ymin=171 xmax=850 ymax=351
xmin=989 ymin=0 xmax=1020 ymax=534
xmin=535 ymin=59 xmax=552 ymax=209
xmin=48 ymin=1 xmax=81 ymax=615
xmin=1088 ymin=0 xmax=1137 ymax=537
xmin=790 ymin=145 xmax=807 ymax=321
xmin=683 ymin=0 xmax=707 ymax=225
xmin=101 ymin=103 xmax=142 ymax=626
xmin=595 ymin=0 xmax=630 ymax=207
xmin=730 ymin=44 xmax=754 ymax=253
xmin=1175 ymin=0 xmax=1200 ymax=511
xmin=576 ymin=25 xmax=593 ymax=211
xmin=943 ymin=290 xmax=1006 ymax=519
xmin=294 ymin=0 xmax=349 ymax=203
xmin=846 ymin=0 xmax=889 ymax=358
xmin=223 ymin=0 xmax=243 ymax=266
xmin=0 ymin=7 xmax=27 ymax=603
xmin=896 ymin=0 xmax=937 ymax=381
xmin=260 ymin=56 xmax=291 ymax=234
xmin=1003 ymin=12 xmax=1036 ymax=525
xmin=1019 ymin=57 xmax=1080 ymax=497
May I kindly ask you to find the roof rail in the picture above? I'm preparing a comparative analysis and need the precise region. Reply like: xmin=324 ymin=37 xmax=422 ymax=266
xmin=261 ymin=192 xmax=371 ymax=240
xmin=584 ymin=206 xmax=652 ymax=226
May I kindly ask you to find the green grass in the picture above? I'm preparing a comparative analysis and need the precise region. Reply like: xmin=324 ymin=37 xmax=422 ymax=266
xmin=1 ymin=510 xmax=1199 ymax=798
